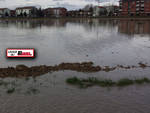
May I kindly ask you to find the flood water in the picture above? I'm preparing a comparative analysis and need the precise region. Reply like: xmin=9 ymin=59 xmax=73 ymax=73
xmin=0 ymin=19 xmax=150 ymax=113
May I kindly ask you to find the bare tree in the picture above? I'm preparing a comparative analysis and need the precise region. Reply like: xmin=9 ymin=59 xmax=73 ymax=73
xmin=83 ymin=4 xmax=93 ymax=12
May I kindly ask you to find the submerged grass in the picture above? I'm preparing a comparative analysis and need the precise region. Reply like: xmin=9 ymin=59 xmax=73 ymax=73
xmin=66 ymin=77 xmax=150 ymax=88
xmin=26 ymin=88 xmax=40 ymax=95
xmin=7 ymin=88 xmax=15 ymax=94
xmin=135 ymin=78 xmax=150 ymax=84
xmin=117 ymin=78 xmax=134 ymax=86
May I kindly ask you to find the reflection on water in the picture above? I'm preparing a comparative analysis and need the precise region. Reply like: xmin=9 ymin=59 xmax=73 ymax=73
xmin=0 ymin=19 xmax=150 ymax=113
xmin=1 ymin=19 xmax=150 ymax=35
xmin=0 ymin=19 xmax=150 ymax=67
xmin=118 ymin=20 xmax=150 ymax=35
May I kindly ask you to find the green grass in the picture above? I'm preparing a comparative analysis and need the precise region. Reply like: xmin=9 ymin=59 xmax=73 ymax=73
xmin=66 ymin=77 xmax=115 ymax=88
xmin=26 ymin=88 xmax=40 ymax=95
xmin=25 ymin=77 xmax=30 ymax=81
xmin=116 ymin=78 xmax=134 ymax=86
xmin=66 ymin=77 xmax=82 ymax=84
xmin=66 ymin=77 xmax=84 ymax=87
xmin=7 ymin=88 xmax=15 ymax=94
xmin=135 ymin=78 xmax=150 ymax=84
xmin=66 ymin=77 xmax=150 ymax=88
xmin=0 ymin=80 xmax=15 ymax=87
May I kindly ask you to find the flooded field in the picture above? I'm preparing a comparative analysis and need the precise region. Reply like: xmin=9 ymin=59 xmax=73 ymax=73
xmin=0 ymin=19 xmax=150 ymax=113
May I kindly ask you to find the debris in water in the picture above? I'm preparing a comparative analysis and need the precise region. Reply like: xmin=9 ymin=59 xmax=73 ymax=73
xmin=138 ymin=62 xmax=147 ymax=68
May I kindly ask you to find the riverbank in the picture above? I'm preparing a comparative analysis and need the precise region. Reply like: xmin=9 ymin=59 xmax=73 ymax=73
xmin=1 ymin=16 xmax=150 ymax=21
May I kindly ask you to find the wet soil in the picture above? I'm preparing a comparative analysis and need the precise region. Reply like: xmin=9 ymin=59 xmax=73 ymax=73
xmin=0 ymin=62 xmax=149 ymax=78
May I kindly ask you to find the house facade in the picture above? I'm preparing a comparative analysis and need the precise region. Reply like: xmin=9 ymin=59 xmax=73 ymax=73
xmin=10 ymin=10 xmax=16 ymax=17
xmin=67 ymin=10 xmax=92 ymax=17
xmin=119 ymin=0 xmax=150 ymax=16
xmin=93 ymin=6 xmax=107 ymax=17
xmin=44 ymin=7 xmax=67 ymax=17
xmin=15 ymin=6 xmax=37 ymax=17
xmin=105 ymin=5 xmax=119 ymax=16
xmin=0 ymin=8 xmax=10 ymax=17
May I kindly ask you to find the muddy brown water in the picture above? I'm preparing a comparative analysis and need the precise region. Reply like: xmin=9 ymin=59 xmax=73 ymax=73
xmin=0 ymin=19 xmax=150 ymax=113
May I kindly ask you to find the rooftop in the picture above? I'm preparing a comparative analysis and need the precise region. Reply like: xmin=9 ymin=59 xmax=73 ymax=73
xmin=16 ymin=6 xmax=36 ymax=10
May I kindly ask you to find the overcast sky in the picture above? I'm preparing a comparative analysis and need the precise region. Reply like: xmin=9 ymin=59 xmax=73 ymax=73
xmin=0 ymin=0 xmax=119 ymax=10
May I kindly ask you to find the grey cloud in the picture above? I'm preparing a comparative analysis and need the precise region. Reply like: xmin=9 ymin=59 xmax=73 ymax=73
xmin=52 ymin=0 xmax=63 ymax=1
xmin=0 ymin=0 xmax=118 ymax=10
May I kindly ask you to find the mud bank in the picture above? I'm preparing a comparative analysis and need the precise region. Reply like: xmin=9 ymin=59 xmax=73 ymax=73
xmin=0 ymin=62 xmax=149 ymax=78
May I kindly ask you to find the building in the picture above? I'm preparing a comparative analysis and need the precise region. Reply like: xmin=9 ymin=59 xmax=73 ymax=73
xmin=43 ymin=8 xmax=52 ymax=17
xmin=80 ymin=11 xmax=92 ymax=17
xmin=67 ymin=10 xmax=78 ymax=17
xmin=44 ymin=7 xmax=67 ymax=17
xmin=67 ymin=10 xmax=92 ymax=17
xmin=93 ymin=6 xmax=107 ymax=17
xmin=15 ymin=6 xmax=37 ymax=17
xmin=10 ymin=10 xmax=16 ymax=17
xmin=105 ymin=5 xmax=119 ymax=16
xmin=119 ymin=0 xmax=150 ymax=16
xmin=0 ymin=8 xmax=10 ymax=17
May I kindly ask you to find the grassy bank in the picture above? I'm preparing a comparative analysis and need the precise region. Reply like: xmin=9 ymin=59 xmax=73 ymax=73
xmin=66 ymin=77 xmax=150 ymax=88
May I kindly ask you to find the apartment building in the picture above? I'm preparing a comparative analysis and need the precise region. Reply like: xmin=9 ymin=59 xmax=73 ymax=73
xmin=44 ymin=8 xmax=67 ymax=17
xmin=119 ymin=0 xmax=150 ymax=16
xmin=16 ymin=6 xmax=37 ymax=17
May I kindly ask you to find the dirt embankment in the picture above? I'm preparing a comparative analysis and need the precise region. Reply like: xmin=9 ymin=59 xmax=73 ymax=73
xmin=0 ymin=62 xmax=149 ymax=78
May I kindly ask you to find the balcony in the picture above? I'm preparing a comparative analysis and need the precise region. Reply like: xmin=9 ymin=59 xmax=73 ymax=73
xmin=141 ymin=4 xmax=144 ymax=7
xmin=141 ymin=8 xmax=144 ymax=11
xmin=119 ymin=9 xmax=122 ymax=12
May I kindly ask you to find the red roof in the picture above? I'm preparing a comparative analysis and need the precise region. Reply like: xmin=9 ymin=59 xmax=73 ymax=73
xmin=0 ymin=8 xmax=8 ymax=10
xmin=98 ymin=6 xmax=104 ymax=8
